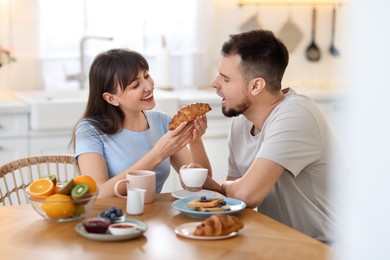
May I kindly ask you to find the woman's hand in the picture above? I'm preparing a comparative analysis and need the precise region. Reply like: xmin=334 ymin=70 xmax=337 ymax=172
xmin=190 ymin=115 xmax=207 ymax=143
xmin=152 ymin=121 xmax=194 ymax=159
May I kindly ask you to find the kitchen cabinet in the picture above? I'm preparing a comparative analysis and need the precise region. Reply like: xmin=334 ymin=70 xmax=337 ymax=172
xmin=0 ymin=113 xmax=29 ymax=166
xmin=0 ymin=138 xmax=29 ymax=166
xmin=315 ymin=97 xmax=346 ymax=141
xmin=29 ymin=130 xmax=72 ymax=155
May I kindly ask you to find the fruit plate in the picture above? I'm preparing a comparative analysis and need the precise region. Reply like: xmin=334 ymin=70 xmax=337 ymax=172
xmin=175 ymin=222 xmax=238 ymax=240
xmin=172 ymin=197 xmax=246 ymax=218
xmin=75 ymin=218 xmax=147 ymax=242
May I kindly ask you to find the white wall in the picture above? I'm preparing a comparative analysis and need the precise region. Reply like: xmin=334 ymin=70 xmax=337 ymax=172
xmin=336 ymin=1 xmax=390 ymax=259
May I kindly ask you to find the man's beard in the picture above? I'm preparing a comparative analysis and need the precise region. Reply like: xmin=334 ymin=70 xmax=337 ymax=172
xmin=222 ymin=95 xmax=251 ymax=117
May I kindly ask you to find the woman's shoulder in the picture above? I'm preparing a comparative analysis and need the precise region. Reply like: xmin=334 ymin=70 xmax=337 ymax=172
xmin=76 ymin=118 xmax=101 ymax=134
xmin=77 ymin=118 xmax=94 ymax=128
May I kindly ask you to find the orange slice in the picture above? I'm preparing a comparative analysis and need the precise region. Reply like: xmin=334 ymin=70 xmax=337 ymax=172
xmin=27 ymin=179 xmax=55 ymax=199
xmin=73 ymin=175 xmax=97 ymax=192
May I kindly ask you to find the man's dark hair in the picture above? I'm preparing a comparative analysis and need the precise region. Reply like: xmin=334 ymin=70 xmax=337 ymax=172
xmin=221 ymin=30 xmax=289 ymax=92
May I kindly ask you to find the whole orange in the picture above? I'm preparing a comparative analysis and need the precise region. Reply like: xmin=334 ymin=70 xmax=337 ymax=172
xmin=42 ymin=194 xmax=75 ymax=219
xmin=73 ymin=175 xmax=97 ymax=192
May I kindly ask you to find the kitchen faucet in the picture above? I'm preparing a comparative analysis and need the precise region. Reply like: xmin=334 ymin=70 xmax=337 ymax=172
xmin=66 ymin=35 xmax=113 ymax=90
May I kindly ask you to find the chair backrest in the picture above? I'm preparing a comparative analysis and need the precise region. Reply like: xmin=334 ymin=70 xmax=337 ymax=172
xmin=0 ymin=155 xmax=80 ymax=206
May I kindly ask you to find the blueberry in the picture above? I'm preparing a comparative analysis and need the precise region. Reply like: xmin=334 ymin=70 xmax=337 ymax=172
xmin=109 ymin=207 xmax=116 ymax=213
xmin=221 ymin=200 xmax=226 ymax=205
xmin=115 ymin=208 xmax=123 ymax=217
xmin=200 ymin=196 xmax=207 ymax=201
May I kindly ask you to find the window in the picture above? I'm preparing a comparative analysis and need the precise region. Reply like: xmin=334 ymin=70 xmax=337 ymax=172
xmin=36 ymin=0 xmax=211 ymax=90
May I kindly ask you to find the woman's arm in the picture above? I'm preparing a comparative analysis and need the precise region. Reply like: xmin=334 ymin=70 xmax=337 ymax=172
xmin=78 ymin=121 xmax=195 ymax=198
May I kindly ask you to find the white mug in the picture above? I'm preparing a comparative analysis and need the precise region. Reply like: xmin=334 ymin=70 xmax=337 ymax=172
xmin=126 ymin=188 xmax=146 ymax=215
xmin=179 ymin=168 xmax=208 ymax=192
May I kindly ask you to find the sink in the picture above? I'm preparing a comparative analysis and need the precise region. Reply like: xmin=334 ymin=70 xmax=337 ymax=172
xmin=15 ymin=90 xmax=89 ymax=130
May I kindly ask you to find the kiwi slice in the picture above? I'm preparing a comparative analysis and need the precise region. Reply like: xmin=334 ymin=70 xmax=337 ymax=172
xmin=41 ymin=175 xmax=57 ymax=185
xmin=73 ymin=204 xmax=85 ymax=216
xmin=57 ymin=179 xmax=75 ymax=195
xmin=71 ymin=184 xmax=89 ymax=199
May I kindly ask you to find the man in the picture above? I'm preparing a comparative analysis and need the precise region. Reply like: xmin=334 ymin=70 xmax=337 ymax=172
xmin=207 ymin=30 xmax=341 ymax=244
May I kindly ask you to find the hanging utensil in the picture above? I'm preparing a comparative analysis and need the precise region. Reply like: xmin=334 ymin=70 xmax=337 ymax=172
xmin=240 ymin=14 xmax=261 ymax=32
xmin=306 ymin=8 xmax=321 ymax=62
xmin=240 ymin=7 xmax=262 ymax=33
xmin=278 ymin=6 xmax=303 ymax=53
xmin=329 ymin=7 xmax=340 ymax=57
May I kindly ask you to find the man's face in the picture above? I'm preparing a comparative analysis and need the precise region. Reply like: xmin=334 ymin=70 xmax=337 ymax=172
xmin=211 ymin=54 xmax=251 ymax=117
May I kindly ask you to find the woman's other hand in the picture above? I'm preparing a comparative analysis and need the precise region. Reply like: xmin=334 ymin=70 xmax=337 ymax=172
xmin=190 ymin=115 xmax=207 ymax=143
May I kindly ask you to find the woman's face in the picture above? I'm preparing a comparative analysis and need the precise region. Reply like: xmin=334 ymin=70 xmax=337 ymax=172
xmin=114 ymin=69 xmax=156 ymax=113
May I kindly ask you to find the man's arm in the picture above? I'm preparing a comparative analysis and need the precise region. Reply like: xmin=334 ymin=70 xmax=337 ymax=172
xmin=221 ymin=157 xmax=285 ymax=208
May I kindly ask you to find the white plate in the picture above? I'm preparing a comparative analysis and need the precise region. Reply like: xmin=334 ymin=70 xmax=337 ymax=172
xmin=171 ymin=189 xmax=225 ymax=199
xmin=175 ymin=222 xmax=238 ymax=240
xmin=172 ymin=196 xmax=246 ymax=218
xmin=75 ymin=218 xmax=147 ymax=242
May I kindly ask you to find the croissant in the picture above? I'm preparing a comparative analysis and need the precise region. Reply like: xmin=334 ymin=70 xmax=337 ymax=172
xmin=168 ymin=103 xmax=212 ymax=130
xmin=193 ymin=214 xmax=244 ymax=236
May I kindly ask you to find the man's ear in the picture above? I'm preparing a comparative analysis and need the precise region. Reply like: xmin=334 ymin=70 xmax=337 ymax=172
xmin=102 ymin=92 xmax=119 ymax=106
xmin=249 ymin=77 xmax=266 ymax=95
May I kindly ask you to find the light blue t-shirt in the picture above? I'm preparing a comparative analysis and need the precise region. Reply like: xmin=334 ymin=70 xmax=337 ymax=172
xmin=75 ymin=110 xmax=171 ymax=193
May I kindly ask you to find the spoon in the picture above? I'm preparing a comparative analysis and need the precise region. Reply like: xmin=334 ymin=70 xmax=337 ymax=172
xmin=306 ymin=8 xmax=321 ymax=62
xmin=329 ymin=7 xmax=340 ymax=57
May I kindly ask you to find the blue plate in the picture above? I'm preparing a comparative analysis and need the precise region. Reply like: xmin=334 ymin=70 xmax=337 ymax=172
xmin=172 ymin=196 xmax=246 ymax=218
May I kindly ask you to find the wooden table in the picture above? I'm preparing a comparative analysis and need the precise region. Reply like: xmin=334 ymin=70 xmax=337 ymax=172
xmin=0 ymin=193 xmax=332 ymax=259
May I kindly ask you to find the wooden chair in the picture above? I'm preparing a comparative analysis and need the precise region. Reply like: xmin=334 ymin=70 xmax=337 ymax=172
xmin=0 ymin=155 xmax=80 ymax=206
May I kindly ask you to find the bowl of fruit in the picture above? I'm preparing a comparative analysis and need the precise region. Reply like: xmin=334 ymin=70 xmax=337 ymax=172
xmin=26 ymin=175 xmax=98 ymax=222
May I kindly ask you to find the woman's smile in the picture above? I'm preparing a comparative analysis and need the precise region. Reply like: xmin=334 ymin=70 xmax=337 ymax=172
xmin=141 ymin=93 xmax=154 ymax=101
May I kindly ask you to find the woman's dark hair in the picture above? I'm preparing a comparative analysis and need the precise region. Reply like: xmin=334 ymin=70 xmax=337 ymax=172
xmin=70 ymin=48 xmax=149 ymax=150
xmin=221 ymin=30 xmax=289 ymax=93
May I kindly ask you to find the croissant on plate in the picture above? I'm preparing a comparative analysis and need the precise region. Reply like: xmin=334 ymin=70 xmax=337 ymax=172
xmin=193 ymin=214 xmax=244 ymax=236
xmin=168 ymin=103 xmax=212 ymax=130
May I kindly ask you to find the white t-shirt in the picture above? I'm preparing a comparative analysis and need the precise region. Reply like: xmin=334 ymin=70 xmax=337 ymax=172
xmin=75 ymin=110 xmax=171 ymax=193
xmin=228 ymin=88 xmax=341 ymax=243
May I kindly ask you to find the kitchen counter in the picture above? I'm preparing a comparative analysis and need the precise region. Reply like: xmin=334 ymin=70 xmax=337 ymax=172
xmin=0 ymin=91 xmax=29 ymax=114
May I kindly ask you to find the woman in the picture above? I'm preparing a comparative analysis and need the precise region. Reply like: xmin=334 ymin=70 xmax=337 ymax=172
xmin=70 ymin=48 xmax=211 ymax=198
